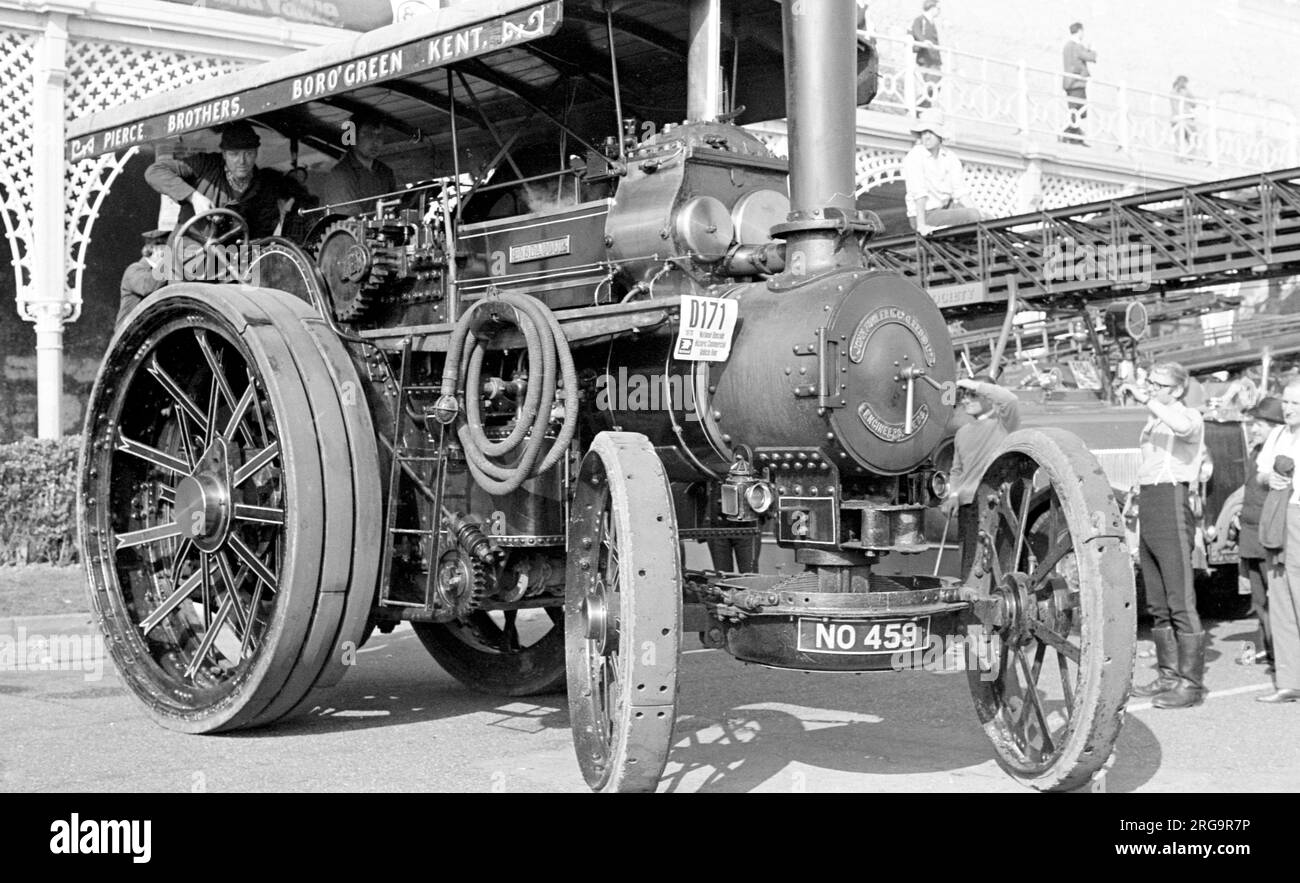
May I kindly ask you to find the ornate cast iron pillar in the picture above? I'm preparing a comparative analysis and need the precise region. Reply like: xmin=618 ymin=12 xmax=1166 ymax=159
xmin=22 ymin=12 xmax=75 ymax=438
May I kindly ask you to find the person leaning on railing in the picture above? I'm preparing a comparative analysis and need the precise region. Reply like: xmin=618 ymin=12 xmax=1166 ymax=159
xmin=901 ymin=110 xmax=982 ymax=235
xmin=909 ymin=0 xmax=942 ymax=110
xmin=1060 ymin=22 xmax=1096 ymax=146
xmin=1170 ymin=75 xmax=1197 ymax=159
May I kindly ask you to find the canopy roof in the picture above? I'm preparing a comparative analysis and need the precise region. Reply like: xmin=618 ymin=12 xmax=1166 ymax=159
xmin=66 ymin=0 xmax=789 ymax=173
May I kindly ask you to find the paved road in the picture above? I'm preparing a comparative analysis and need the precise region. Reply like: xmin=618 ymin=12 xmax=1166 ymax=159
xmin=1 ymin=613 xmax=1294 ymax=793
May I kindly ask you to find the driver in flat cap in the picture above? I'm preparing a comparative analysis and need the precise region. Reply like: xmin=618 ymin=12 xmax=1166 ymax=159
xmin=145 ymin=120 xmax=307 ymax=239
xmin=115 ymin=228 xmax=170 ymax=329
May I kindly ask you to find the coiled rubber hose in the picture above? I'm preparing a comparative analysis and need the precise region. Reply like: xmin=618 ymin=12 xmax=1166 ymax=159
xmin=440 ymin=294 xmax=579 ymax=495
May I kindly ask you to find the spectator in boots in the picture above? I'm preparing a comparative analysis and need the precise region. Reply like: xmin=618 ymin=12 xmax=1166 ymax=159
xmin=1119 ymin=362 xmax=1207 ymax=709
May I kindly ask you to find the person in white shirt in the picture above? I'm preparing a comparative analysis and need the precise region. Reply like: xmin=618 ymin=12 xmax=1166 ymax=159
xmin=901 ymin=111 xmax=982 ymax=235
xmin=1251 ymin=377 xmax=1300 ymax=702
xmin=1119 ymin=361 xmax=1207 ymax=709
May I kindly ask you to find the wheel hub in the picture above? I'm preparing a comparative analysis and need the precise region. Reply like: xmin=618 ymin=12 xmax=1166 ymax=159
xmin=995 ymin=571 xmax=1035 ymax=643
xmin=175 ymin=439 xmax=232 ymax=553
xmin=583 ymin=576 xmax=612 ymax=655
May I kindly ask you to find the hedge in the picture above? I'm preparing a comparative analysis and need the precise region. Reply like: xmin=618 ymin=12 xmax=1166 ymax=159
xmin=0 ymin=435 xmax=82 ymax=565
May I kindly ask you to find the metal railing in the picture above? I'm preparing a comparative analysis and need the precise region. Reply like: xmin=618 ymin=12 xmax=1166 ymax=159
xmin=864 ymin=32 xmax=1298 ymax=174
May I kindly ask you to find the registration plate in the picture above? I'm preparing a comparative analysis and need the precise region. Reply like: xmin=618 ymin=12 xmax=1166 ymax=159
xmin=796 ymin=617 xmax=930 ymax=655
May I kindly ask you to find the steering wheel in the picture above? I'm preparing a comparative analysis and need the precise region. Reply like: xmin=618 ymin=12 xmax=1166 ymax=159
xmin=169 ymin=208 xmax=250 ymax=283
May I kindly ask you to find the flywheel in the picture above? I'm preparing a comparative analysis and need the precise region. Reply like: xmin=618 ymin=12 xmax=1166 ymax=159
xmin=316 ymin=219 xmax=395 ymax=322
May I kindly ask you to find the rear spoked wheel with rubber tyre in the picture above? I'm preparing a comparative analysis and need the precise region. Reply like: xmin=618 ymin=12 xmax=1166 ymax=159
xmin=965 ymin=428 xmax=1136 ymax=792
xmin=79 ymin=284 xmax=381 ymax=732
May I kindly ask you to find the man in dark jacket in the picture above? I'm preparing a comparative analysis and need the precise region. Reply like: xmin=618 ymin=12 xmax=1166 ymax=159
xmin=910 ymin=0 xmax=942 ymax=110
xmin=145 ymin=121 xmax=305 ymax=239
xmin=115 ymin=229 xmax=169 ymax=329
xmin=319 ymin=113 xmax=398 ymax=216
xmin=1061 ymin=22 xmax=1097 ymax=145
xmin=1237 ymin=396 xmax=1284 ymax=670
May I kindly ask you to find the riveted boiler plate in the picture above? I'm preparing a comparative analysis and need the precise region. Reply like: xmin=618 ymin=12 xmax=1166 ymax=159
xmin=675 ymin=196 xmax=735 ymax=262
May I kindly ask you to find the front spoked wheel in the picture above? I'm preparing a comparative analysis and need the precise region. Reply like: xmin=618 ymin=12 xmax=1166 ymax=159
xmin=565 ymin=432 xmax=681 ymax=793
xmin=80 ymin=285 xmax=380 ymax=732
xmin=966 ymin=428 xmax=1136 ymax=792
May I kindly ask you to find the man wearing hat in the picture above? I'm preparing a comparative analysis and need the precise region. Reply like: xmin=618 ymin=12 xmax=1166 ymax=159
xmin=900 ymin=111 xmax=982 ymax=236
xmin=319 ymin=113 xmax=398 ymax=217
xmin=115 ymin=228 xmax=170 ymax=329
xmin=145 ymin=120 xmax=307 ymax=240
xmin=1237 ymin=395 xmax=1285 ymax=672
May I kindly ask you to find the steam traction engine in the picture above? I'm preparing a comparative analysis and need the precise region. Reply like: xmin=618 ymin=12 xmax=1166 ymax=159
xmin=75 ymin=0 xmax=1134 ymax=792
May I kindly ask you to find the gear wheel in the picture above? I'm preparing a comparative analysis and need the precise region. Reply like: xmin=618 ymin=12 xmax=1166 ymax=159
xmin=435 ymin=549 xmax=492 ymax=618
xmin=316 ymin=219 xmax=399 ymax=322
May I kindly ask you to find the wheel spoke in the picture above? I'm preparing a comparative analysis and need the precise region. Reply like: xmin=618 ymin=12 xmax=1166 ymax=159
xmin=1057 ymin=651 xmax=1075 ymax=714
xmin=1029 ymin=531 xmax=1073 ymax=592
xmin=115 ymin=520 xmax=182 ymax=551
xmin=1029 ymin=639 xmax=1047 ymax=685
xmin=194 ymin=330 xmax=256 ymax=447
xmin=1011 ymin=478 xmax=1033 ymax=572
xmin=1028 ymin=621 xmax=1082 ymax=664
xmin=214 ymin=549 xmax=251 ymax=637
xmin=1015 ymin=646 xmax=1056 ymax=755
xmin=184 ymin=592 xmax=235 ymax=679
xmin=158 ymin=484 xmax=177 ymax=506
xmin=233 ymin=503 xmax=285 ymax=525
xmin=200 ymin=552 xmax=213 ymax=631
xmin=147 ymin=355 xmax=209 ymax=437
xmin=174 ymin=408 xmax=197 ymax=470
xmin=229 ymin=532 xmax=278 ymax=592
xmin=214 ymin=226 xmax=245 ymax=246
xmin=232 ymin=443 xmax=280 ymax=486
xmin=139 ymin=566 xmax=204 ymax=635
xmin=117 ymin=435 xmax=190 ymax=475
xmin=248 ymin=374 xmax=270 ymax=447
xmin=240 ymin=576 xmax=266 ymax=659
xmin=169 ymin=538 xmax=194 ymax=592
xmin=223 ymin=383 xmax=256 ymax=443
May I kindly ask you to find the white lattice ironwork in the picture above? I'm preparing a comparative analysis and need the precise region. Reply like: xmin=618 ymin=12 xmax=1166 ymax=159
xmin=1041 ymin=175 xmax=1125 ymax=211
xmin=961 ymin=162 xmax=1021 ymax=219
xmin=64 ymin=40 xmax=247 ymax=298
xmin=854 ymin=147 xmax=904 ymax=194
xmin=0 ymin=30 xmax=37 ymax=295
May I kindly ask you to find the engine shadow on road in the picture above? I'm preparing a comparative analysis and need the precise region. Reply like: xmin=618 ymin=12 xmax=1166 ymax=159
xmin=657 ymin=651 xmax=1161 ymax=793
xmin=233 ymin=632 xmax=571 ymax=739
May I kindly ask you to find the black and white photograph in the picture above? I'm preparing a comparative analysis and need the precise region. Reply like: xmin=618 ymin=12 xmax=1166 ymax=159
xmin=0 ymin=0 xmax=1295 ymax=847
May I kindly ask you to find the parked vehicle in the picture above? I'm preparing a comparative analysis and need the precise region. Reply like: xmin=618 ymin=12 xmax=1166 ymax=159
xmin=69 ymin=0 xmax=1133 ymax=792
